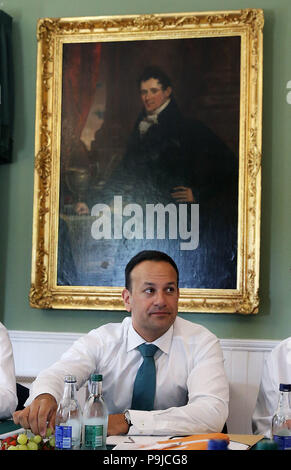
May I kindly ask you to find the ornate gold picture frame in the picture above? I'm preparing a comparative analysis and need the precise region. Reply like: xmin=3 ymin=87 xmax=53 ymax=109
xmin=30 ymin=9 xmax=263 ymax=313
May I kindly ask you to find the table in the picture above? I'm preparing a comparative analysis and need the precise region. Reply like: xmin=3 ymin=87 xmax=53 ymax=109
xmin=0 ymin=419 xmax=264 ymax=451
xmin=0 ymin=419 xmax=23 ymax=438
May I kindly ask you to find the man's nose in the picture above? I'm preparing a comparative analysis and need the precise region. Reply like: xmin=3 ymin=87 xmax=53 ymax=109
xmin=154 ymin=291 xmax=167 ymax=307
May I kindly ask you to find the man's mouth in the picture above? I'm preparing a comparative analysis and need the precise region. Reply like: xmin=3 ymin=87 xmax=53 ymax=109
xmin=150 ymin=311 xmax=170 ymax=316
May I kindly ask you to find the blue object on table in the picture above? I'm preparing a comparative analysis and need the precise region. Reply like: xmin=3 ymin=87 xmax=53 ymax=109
xmin=208 ymin=439 xmax=229 ymax=450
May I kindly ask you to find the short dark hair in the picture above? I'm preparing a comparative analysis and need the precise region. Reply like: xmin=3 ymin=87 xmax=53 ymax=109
xmin=125 ymin=250 xmax=179 ymax=291
xmin=138 ymin=66 xmax=172 ymax=91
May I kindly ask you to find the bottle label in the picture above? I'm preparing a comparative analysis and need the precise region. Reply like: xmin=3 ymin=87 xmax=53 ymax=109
xmin=273 ymin=435 xmax=291 ymax=450
xmin=55 ymin=425 xmax=72 ymax=449
xmin=84 ymin=424 xmax=103 ymax=448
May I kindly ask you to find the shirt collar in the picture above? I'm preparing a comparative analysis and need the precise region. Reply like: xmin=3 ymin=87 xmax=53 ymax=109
xmin=127 ymin=319 xmax=173 ymax=355
xmin=146 ymin=98 xmax=170 ymax=118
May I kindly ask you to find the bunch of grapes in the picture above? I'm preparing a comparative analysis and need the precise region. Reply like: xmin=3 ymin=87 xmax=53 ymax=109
xmin=1 ymin=429 xmax=55 ymax=450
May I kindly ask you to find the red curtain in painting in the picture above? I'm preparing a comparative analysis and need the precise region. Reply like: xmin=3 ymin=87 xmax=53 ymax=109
xmin=61 ymin=42 xmax=101 ymax=168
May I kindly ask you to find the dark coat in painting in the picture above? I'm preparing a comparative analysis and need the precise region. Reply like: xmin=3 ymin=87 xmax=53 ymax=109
xmin=102 ymin=98 xmax=238 ymax=289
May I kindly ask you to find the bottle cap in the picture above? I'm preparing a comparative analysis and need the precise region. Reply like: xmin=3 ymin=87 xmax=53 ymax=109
xmin=207 ymin=439 xmax=228 ymax=450
xmin=279 ymin=383 xmax=291 ymax=392
xmin=64 ymin=375 xmax=77 ymax=383
xmin=91 ymin=374 xmax=103 ymax=382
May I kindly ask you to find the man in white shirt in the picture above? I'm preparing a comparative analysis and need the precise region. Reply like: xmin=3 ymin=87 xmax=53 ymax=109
xmin=252 ymin=337 xmax=291 ymax=437
xmin=13 ymin=250 xmax=229 ymax=437
xmin=0 ymin=322 xmax=17 ymax=418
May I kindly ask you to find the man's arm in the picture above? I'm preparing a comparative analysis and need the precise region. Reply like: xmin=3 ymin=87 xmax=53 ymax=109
xmin=108 ymin=413 xmax=130 ymax=435
xmin=126 ymin=336 xmax=229 ymax=436
xmin=252 ymin=341 xmax=289 ymax=437
xmin=0 ymin=323 xmax=17 ymax=419
xmin=12 ymin=331 xmax=100 ymax=435
xmin=13 ymin=394 xmax=57 ymax=437
xmin=14 ymin=405 xmax=129 ymax=438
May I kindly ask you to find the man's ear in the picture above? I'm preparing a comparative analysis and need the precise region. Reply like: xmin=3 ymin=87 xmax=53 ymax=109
xmin=122 ymin=288 xmax=132 ymax=312
xmin=166 ymin=86 xmax=172 ymax=99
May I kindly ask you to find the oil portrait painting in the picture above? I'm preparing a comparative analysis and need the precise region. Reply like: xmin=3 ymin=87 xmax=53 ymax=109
xmin=30 ymin=10 xmax=263 ymax=312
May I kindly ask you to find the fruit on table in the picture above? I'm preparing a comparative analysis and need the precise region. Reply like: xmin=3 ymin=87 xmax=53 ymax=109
xmin=17 ymin=444 xmax=28 ymax=450
xmin=1 ymin=430 xmax=55 ymax=450
xmin=27 ymin=441 xmax=39 ymax=450
xmin=33 ymin=435 xmax=42 ymax=444
xmin=1 ymin=434 xmax=19 ymax=450
xmin=17 ymin=433 xmax=28 ymax=445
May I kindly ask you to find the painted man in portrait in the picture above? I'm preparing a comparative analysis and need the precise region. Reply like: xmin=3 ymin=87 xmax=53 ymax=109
xmin=77 ymin=65 xmax=239 ymax=289
xmin=57 ymin=27 xmax=240 ymax=288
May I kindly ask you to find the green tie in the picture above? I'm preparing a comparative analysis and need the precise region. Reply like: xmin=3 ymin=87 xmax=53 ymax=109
xmin=131 ymin=344 xmax=158 ymax=411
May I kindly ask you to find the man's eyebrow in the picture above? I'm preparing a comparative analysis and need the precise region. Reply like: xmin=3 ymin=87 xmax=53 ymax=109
xmin=140 ymin=86 xmax=161 ymax=91
xmin=142 ymin=281 xmax=176 ymax=286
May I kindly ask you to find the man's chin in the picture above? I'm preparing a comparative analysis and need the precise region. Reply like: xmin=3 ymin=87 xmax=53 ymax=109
xmin=145 ymin=106 xmax=157 ymax=114
xmin=135 ymin=315 xmax=176 ymax=341
xmin=149 ymin=312 xmax=176 ymax=328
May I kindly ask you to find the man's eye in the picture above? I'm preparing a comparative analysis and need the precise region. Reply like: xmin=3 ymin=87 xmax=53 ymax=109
xmin=145 ymin=288 xmax=154 ymax=294
xmin=167 ymin=287 xmax=175 ymax=293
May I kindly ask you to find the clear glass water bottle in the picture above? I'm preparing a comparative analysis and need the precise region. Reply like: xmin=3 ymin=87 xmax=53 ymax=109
xmin=82 ymin=374 xmax=108 ymax=450
xmin=55 ymin=375 xmax=82 ymax=450
xmin=272 ymin=383 xmax=291 ymax=450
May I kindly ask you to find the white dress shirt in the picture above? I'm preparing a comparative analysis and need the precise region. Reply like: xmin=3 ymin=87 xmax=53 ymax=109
xmin=0 ymin=322 xmax=17 ymax=418
xmin=138 ymin=99 xmax=171 ymax=135
xmin=252 ymin=337 xmax=291 ymax=437
xmin=27 ymin=316 xmax=229 ymax=435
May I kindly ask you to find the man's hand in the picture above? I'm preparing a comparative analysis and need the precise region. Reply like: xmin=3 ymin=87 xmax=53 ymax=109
xmin=171 ymin=186 xmax=195 ymax=203
xmin=107 ymin=413 xmax=129 ymax=436
xmin=13 ymin=394 xmax=57 ymax=437
xmin=75 ymin=202 xmax=90 ymax=215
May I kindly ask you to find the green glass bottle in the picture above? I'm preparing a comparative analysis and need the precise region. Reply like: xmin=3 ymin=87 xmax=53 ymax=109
xmin=82 ymin=374 xmax=108 ymax=450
